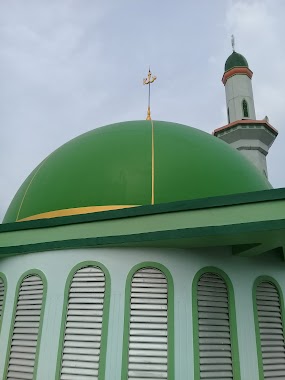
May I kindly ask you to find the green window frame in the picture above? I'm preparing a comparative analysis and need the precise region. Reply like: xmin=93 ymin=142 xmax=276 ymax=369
xmin=0 ymin=273 xmax=7 ymax=336
xmin=192 ymin=267 xmax=241 ymax=380
xmin=56 ymin=261 xmax=111 ymax=380
xmin=253 ymin=276 xmax=285 ymax=380
xmin=121 ymin=262 xmax=174 ymax=380
xmin=242 ymin=99 xmax=249 ymax=118
xmin=3 ymin=269 xmax=47 ymax=380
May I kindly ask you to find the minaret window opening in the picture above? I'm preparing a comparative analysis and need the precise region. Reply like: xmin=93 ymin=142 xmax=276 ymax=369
xmin=242 ymin=99 xmax=249 ymax=118
xmin=227 ymin=107 xmax=230 ymax=123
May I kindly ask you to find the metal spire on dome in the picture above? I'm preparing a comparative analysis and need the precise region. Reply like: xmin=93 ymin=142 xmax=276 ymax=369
xmin=143 ymin=68 xmax=157 ymax=120
xmin=231 ymin=34 xmax=235 ymax=52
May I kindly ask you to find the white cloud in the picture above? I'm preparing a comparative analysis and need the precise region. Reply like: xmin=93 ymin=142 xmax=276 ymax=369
xmin=0 ymin=2 xmax=112 ymax=220
xmin=0 ymin=1 xmax=284 ymax=221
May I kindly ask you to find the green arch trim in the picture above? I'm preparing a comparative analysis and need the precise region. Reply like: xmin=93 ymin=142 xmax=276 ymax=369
xmin=192 ymin=267 xmax=241 ymax=380
xmin=0 ymin=272 xmax=7 ymax=336
xmin=121 ymin=261 xmax=175 ymax=380
xmin=3 ymin=269 xmax=47 ymax=380
xmin=55 ymin=261 xmax=111 ymax=380
xmin=252 ymin=275 xmax=285 ymax=380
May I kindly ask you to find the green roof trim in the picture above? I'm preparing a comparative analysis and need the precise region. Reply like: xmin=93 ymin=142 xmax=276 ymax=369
xmin=1 ymin=188 xmax=285 ymax=257
xmin=4 ymin=120 xmax=270 ymax=223
xmin=0 ymin=218 xmax=284 ymax=256
xmin=1 ymin=188 xmax=284 ymax=233
xmin=225 ymin=51 xmax=249 ymax=72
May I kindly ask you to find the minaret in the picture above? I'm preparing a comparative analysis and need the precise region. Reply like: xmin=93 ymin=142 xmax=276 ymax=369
xmin=213 ymin=38 xmax=278 ymax=178
xmin=224 ymin=36 xmax=256 ymax=123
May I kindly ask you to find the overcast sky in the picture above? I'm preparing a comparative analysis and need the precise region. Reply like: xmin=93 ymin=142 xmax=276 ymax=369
xmin=0 ymin=0 xmax=284 ymax=222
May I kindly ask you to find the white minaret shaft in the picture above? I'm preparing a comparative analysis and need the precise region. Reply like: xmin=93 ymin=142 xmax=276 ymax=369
xmin=225 ymin=73 xmax=256 ymax=123
xmin=214 ymin=48 xmax=278 ymax=178
xmin=222 ymin=49 xmax=256 ymax=123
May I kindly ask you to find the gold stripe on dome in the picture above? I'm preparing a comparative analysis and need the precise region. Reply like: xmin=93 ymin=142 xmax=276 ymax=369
xmin=17 ymin=205 xmax=139 ymax=222
xmin=151 ymin=119 xmax=155 ymax=205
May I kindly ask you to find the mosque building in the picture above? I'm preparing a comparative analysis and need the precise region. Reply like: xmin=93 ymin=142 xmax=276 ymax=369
xmin=0 ymin=45 xmax=284 ymax=380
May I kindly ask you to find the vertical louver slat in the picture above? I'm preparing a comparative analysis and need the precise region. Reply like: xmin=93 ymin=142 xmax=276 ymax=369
xmin=7 ymin=274 xmax=44 ymax=380
xmin=60 ymin=266 xmax=106 ymax=380
xmin=0 ymin=277 xmax=5 ymax=323
xmin=127 ymin=267 xmax=168 ymax=379
xmin=256 ymin=281 xmax=285 ymax=379
xmin=197 ymin=273 xmax=234 ymax=380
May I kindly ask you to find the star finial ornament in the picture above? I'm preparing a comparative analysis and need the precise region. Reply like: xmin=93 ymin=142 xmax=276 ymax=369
xmin=143 ymin=68 xmax=157 ymax=120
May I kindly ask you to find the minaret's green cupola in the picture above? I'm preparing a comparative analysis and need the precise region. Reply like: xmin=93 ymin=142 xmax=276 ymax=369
xmin=222 ymin=49 xmax=256 ymax=123
xmin=224 ymin=51 xmax=249 ymax=72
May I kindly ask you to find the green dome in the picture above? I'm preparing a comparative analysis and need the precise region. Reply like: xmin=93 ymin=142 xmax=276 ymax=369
xmin=4 ymin=120 xmax=271 ymax=223
xmin=225 ymin=51 xmax=249 ymax=72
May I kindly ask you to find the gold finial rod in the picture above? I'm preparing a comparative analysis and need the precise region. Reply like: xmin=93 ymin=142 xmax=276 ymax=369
xmin=143 ymin=68 xmax=157 ymax=120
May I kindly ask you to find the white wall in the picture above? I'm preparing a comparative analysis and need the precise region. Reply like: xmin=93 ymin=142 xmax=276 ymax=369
xmin=0 ymin=247 xmax=284 ymax=380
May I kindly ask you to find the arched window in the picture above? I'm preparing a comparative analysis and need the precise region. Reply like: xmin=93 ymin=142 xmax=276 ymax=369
xmin=242 ymin=99 xmax=249 ymax=118
xmin=0 ymin=274 xmax=7 ymax=333
xmin=254 ymin=278 xmax=285 ymax=379
xmin=193 ymin=269 xmax=240 ymax=380
xmin=57 ymin=263 xmax=110 ymax=380
xmin=5 ymin=271 xmax=46 ymax=379
xmin=122 ymin=263 xmax=174 ymax=380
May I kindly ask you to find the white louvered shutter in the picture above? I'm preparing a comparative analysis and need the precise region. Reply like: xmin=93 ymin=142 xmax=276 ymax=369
xmin=7 ymin=274 xmax=44 ymax=380
xmin=60 ymin=266 xmax=106 ymax=380
xmin=127 ymin=267 xmax=168 ymax=379
xmin=197 ymin=273 xmax=234 ymax=379
xmin=256 ymin=281 xmax=285 ymax=379
xmin=0 ymin=277 xmax=5 ymax=323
